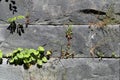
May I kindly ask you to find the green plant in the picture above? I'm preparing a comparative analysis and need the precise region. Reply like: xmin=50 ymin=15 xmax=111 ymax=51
xmin=65 ymin=25 xmax=73 ymax=49
xmin=111 ymin=52 xmax=118 ymax=58
xmin=6 ymin=46 xmax=52 ymax=69
xmin=60 ymin=25 xmax=74 ymax=59
xmin=7 ymin=15 xmax=26 ymax=36
xmin=0 ymin=0 xmax=30 ymax=36
xmin=7 ymin=15 xmax=25 ymax=23
xmin=96 ymin=51 xmax=104 ymax=60
xmin=88 ymin=4 xmax=120 ymax=58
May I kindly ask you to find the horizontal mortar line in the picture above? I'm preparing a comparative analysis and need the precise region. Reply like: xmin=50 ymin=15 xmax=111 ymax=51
xmin=51 ymin=57 xmax=120 ymax=59
xmin=0 ymin=23 xmax=120 ymax=26
xmin=22 ymin=23 xmax=120 ymax=26
xmin=2 ymin=56 xmax=120 ymax=59
xmin=0 ymin=24 xmax=119 ymax=29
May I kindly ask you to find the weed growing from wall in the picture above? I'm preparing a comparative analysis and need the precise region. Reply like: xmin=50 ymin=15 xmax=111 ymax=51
xmin=7 ymin=15 xmax=26 ymax=36
xmin=0 ymin=46 xmax=52 ymax=69
xmin=88 ymin=4 xmax=120 ymax=59
xmin=60 ymin=25 xmax=74 ymax=59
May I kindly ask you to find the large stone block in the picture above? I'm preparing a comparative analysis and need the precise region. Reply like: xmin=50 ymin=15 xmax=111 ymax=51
xmin=0 ymin=25 xmax=119 ymax=57
xmin=0 ymin=58 xmax=119 ymax=80
xmin=0 ymin=0 xmax=120 ymax=24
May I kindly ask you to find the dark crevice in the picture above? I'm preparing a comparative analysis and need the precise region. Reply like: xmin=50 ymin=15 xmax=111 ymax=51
xmin=79 ymin=9 xmax=106 ymax=15
xmin=115 ymin=13 xmax=120 ymax=15
xmin=79 ymin=9 xmax=120 ymax=16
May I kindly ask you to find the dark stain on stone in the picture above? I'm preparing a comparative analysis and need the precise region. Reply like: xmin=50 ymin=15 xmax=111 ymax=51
xmin=79 ymin=9 xmax=106 ymax=15
xmin=116 ymin=13 xmax=120 ymax=15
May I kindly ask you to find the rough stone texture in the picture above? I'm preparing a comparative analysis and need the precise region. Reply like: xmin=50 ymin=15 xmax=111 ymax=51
xmin=0 ymin=0 xmax=120 ymax=79
xmin=0 ymin=59 xmax=23 ymax=80
xmin=0 ymin=25 xmax=119 ymax=57
xmin=0 ymin=58 xmax=119 ymax=80
xmin=0 ymin=0 xmax=120 ymax=24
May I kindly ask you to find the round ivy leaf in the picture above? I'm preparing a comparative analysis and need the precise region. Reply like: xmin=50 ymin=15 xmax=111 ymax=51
xmin=30 ymin=57 xmax=36 ymax=65
xmin=13 ymin=56 xmax=18 ymax=60
xmin=24 ymin=53 xmax=30 ymax=58
xmin=17 ymin=53 xmax=23 ymax=59
xmin=17 ymin=48 xmax=23 ymax=51
xmin=42 ymin=57 xmax=47 ymax=63
xmin=29 ymin=49 xmax=36 ymax=53
xmin=13 ymin=49 xmax=20 ymax=54
xmin=38 ymin=46 xmax=45 ymax=53
xmin=37 ymin=59 xmax=42 ymax=66
xmin=46 ymin=51 xmax=52 ymax=55
xmin=34 ymin=51 xmax=39 ymax=56
xmin=9 ymin=58 xmax=14 ymax=64
xmin=23 ymin=59 xmax=30 ymax=64
xmin=30 ymin=56 xmax=36 ymax=61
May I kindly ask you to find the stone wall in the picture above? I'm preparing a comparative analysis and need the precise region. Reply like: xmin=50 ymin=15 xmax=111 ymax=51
xmin=0 ymin=0 xmax=120 ymax=80
xmin=0 ymin=25 xmax=119 ymax=80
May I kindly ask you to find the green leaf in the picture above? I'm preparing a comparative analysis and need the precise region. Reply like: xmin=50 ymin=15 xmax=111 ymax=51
xmin=13 ymin=56 xmax=18 ymax=60
xmin=0 ymin=50 xmax=3 ymax=58
xmin=24 ymin=53 xmax=30 ymax=58
xmin=42 ymin=57 xmax=47 ymax=63
xmin=17 ymin=53 xmax=23 ymax=59
xmin=17 ymin=48 xmax=23 ymax=51
xmin=34 ymin=51 xmax=39 ymax=56
xmin=46 ymin=51 xmax=52 ymax=55
xmin=38 ymin=46 xmax=45 ymax=53
xmin=111 ymin=52 xmax=117 ymax=58
xmin=66 ymin=25 xmax=73 ymax=35
xmin=7 ymin=15 xmax=25 ymax=22
xmin=97 ymin=52 xmax=104 ymax=58
xmin=9 ymin=58 xmax=14 ymax=63
xmin=13 ymin=49 xmax=19 ymax=54
xmin=17 ymin=15 xmax=25 ymax=20
xmin=37 ymin=59 xmax=42 ymax=66
xmin=29 ymin=49 xmax=36 ymax=53
xmin=30 ymin=56 xmax=36 ymax=61
xmin=23 ymin=59 xmax=30 ymax=63
xmin=7 ymin=17 xmax=17 ymax=22
xmin=22 ymin=49 xmax=30 ymax=58
xmin=29 ymin=49 xmax=39 ymax=56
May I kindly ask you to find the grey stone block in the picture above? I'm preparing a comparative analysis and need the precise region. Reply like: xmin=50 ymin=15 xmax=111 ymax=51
xmin=0 ymin=59 xmax=23 ymax=80
xmin=1 ymin=58 xmax=119 ymax=80
xmin=0 ymin=0 xmax=120 ymax=24
xmin=0 ymin=25 xmax=119 ymax=57
xmin=25 ymin=58 xmax=120 ymax=80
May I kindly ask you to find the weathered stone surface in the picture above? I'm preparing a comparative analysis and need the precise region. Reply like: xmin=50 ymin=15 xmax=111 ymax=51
xmin=0 ymin=59 xmax=23 ymax=80
xmin=0 ymin=0 xmax=120 ymax=80
xmin=0 ymin=25 xmax=90 ymax=57
xmin=0 ymin=58 xmax=119 ymax=80
xmin=0 ymin=25 xmax=119 ymax=57
xmin=0 ymin=0 xmax=120 ymax=24
xmin=90 ymin=25 xmax=120 ymax=57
